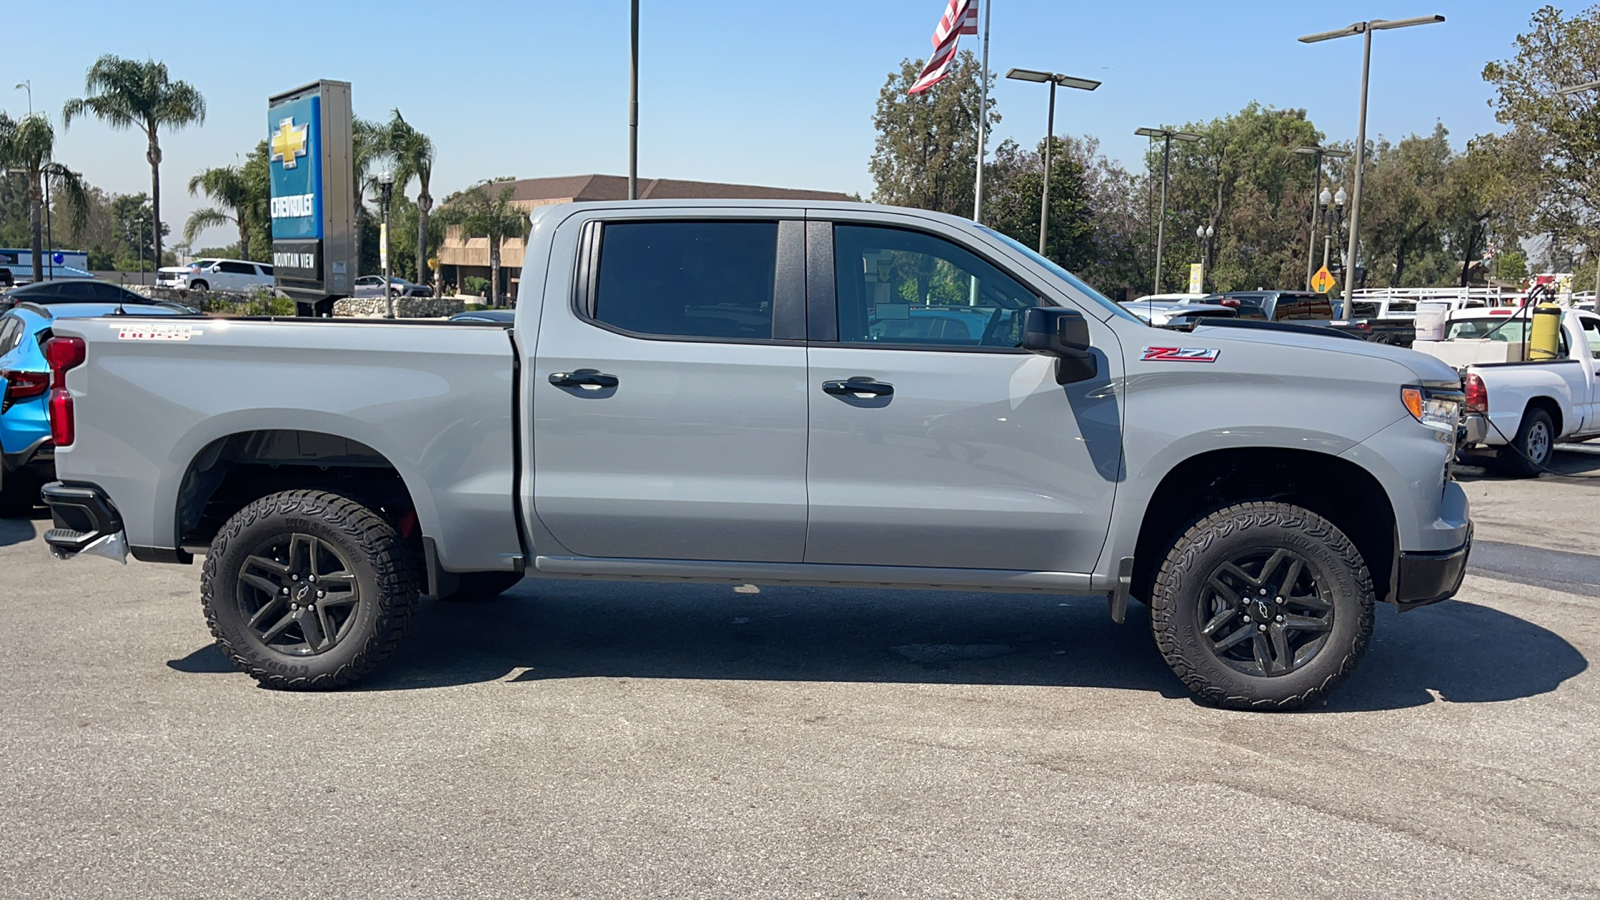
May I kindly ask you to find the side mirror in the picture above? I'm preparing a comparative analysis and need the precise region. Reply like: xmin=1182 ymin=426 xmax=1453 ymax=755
xmin=1021 ymin=307 xmax=1097 ymax=384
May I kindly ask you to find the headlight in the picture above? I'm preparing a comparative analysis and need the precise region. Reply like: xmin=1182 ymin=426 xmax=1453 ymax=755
xmin=1402 ymin=386 xmax=1462 ymax=432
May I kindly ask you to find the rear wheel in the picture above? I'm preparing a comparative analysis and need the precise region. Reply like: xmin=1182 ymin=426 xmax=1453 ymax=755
xmin=1502 ymin=407 xmax=1554 ymax=478
xmin=1150 ymin=501 xmax=1374 ymax=711
xmin=200 ymin=489 xmax=419 ymax=690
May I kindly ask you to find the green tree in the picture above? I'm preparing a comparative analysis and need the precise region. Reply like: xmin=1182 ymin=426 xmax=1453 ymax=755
xmin=382 ymin=110 xmax=437 ymax=290
xmin=1358 ymin=126 xmax=1455 ymax=287
xmin=109 ymin=193 xmax=167 ymax=272
xmin=984 ymin=137 xmax=1096 ymax=270
xmin=0 ymin=113 xmax=88 ymax=280
xmin=185 ymin=161 xmax=264 ymax=260
xmin=870 ymin=50 xmax=998 ymax=217
xmin=1151 ymin=104 xmax=1323 ymax=293
xmin=1480 ymin=5 xmax=1600 ymax=269
xmin=351 ymin=117 xmax=384 ymax=273
xmin=61 ymin=55 xmax=206 ymax=268
xmin=441 ymin=180 xmax=527 ymax=307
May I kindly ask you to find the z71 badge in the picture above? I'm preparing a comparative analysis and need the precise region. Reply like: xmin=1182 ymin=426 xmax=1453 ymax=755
xmin=1141 ymin=346 xmax=1220 ymax=363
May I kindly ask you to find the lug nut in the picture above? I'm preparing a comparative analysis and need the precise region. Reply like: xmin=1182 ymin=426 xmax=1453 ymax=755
xmin=1258 ymin=624 xmax=1267 ymax=632
xmin=291 ymin=574 xmax=299 ymax=581
xmin=308 ymin=575 xmax=316 ymax=583
xmin=280 ymin=587 xmax=288 ymax=595
xmin=1276 ymin=596 xmax=1284 ymax=604
xmin=1259 ymin=589 xmax=1267 ymax=596
xmin=317 ymin=590 xmax=325 ymax=598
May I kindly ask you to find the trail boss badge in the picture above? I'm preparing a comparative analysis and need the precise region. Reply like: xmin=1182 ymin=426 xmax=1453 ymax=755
xmin=1141 ymin=346 xmax=1221 ymax=362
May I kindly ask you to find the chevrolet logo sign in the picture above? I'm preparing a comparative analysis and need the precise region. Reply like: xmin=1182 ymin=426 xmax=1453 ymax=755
xmin=270 ymin=117 xmax=309 ymax=170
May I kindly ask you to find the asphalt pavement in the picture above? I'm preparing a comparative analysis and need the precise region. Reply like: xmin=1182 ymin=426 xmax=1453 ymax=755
xmin=2 ymin=457 xmax=1599 ymax=899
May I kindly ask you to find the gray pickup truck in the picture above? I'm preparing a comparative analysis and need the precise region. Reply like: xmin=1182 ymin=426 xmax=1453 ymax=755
xmin=39 ymin=201 xmax=1471 ymax=710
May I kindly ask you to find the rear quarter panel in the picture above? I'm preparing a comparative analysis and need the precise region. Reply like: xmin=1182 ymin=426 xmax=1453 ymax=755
xmin=49 ymin=317 xmax=521 ymax=571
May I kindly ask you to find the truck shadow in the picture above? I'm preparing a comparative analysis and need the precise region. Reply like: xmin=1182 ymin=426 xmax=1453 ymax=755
xmin=0 ymin=510 xmax=46 ymax=548
xmin=1456 ymin=446 xmax=1600 ymax=481
xmin=162 ymin=578 xmax=1573 ymax=711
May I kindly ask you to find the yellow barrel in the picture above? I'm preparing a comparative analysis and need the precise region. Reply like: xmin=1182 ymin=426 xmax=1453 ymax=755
xmin=1530 ymin=304 xmax=1563 ymax=360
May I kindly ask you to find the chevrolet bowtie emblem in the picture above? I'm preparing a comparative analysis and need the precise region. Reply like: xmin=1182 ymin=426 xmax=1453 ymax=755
xmin=270 ymin=117 xmax=309 ymax=170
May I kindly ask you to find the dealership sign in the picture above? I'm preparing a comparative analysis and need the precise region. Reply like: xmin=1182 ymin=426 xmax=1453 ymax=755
xmin=267 ymin=80 xmax=356 ymax=310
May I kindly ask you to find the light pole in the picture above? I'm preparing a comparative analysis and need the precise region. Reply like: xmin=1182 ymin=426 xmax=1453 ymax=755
xmin=378 ymin=168 xmax=395 ymax=318
xmin=1321 ymin=186 xmax=1347 ymax=281
xmin=1300 ymin=15 xmax=1444 ymax=301
xmin=1135 ymin=127 xmax=1202 ymax=294
xmin=628 ymin=0 xmax=639 ymax=201
xmin=1195 ymin=224 xmax=1214 ymax=292
xmin=1557 ymin=79 xmax=1600 ymax=298
xmin=1006 ymin=69 xmax=1101 ymax=257
xmin=1293 ymin=145 xmax=1350 ymax=289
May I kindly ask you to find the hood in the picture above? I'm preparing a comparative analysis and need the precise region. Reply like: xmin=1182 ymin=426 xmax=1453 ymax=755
xmin=1190 ymin=321 xmax=1462 ymax=385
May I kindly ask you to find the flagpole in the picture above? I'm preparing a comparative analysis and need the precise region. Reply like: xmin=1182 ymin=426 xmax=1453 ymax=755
xmin=972 ymin=0 xmax=991 ymax=223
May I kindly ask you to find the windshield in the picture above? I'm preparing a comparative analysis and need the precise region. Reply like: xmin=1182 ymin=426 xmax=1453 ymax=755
xmin=979 ymin=227 xmax=1142 ymax=324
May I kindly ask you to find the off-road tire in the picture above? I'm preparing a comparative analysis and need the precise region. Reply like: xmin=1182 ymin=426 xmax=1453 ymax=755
xmin=1502 ymin=407 xmax=1555 ymax=478
xmin=441 ymin=571 xmax=524 ymax=602
xmin=1150 ymin=501 xmax=1374 ymax=711
xmin=200 ymin=489 xmax=419 ymax=690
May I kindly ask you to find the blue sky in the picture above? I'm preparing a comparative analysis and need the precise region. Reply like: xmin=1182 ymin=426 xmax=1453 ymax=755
xmin=4 ymin=0 xmax=1546 ymax=248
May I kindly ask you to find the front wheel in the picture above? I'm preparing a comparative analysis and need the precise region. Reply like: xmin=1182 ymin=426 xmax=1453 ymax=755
xmin=200 ymin=489 xmax=420 ymax=690
xmin=189 ymin=280 xmax=209 ymax=292
xmin=1150 ymin=501 xmax=1374 ymax=711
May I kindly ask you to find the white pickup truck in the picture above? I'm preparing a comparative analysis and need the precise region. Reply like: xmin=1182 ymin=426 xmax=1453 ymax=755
xmin=1413 ymin=306 xmax=1600 ymax=475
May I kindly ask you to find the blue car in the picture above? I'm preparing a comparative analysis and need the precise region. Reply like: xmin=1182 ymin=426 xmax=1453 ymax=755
xmin=0 ymin=300 xmax=191 ymax=516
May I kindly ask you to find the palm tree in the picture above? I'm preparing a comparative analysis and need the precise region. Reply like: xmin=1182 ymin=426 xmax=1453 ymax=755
xmin=0 ymin=113 xmax=88 ymax=281
xmin=383 ymin=111 xmax=436 ymax=291
xmin=449 ymin=180 xmax=527 ymax=307
xmin=351 ymin=117 xmax=384 ymax=272
xmin=185 ymin=163 xmax=264 ymax=259
xmin=61 ymin=55 xmax=206 ymax=267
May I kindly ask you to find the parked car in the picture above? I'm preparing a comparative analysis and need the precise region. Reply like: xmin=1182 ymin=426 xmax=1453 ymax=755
xmin=1121 ymin=300 xmax=1238 ymax=327
xmin=41 ymin=201 xmax=1470 ymax=711
xmin=448 ymin=309 xmax=516 ymax=324
xmin=1 ymin=300 xmax=191 ymax=515
xmin=1206 ymin=290 xmax=1413 ymax=345
xmin=156 ymin=259 xmax=275 ymax=293
xmin=0 ymin=279 xmax=162 ymax=313
xmin=353 ymin=275 xmax=433 ymax=298
xmin=1413 ymin=305 xmax=1600 ymax=475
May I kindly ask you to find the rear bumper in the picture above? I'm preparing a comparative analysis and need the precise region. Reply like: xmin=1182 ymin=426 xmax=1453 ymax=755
xmin=41 ymin=481 xmax=126 ymax=560
xmin=1394 ymin=524 xmax=1472 ymax=611
xmin=2 ymin=435 xmax=53 ymax=473
xmin=1460 ymin=414 xmax=1488 ymax=446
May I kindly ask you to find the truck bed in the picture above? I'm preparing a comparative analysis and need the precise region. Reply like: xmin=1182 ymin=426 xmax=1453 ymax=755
xmin=46 ymin=315 xmax=524 ymax=572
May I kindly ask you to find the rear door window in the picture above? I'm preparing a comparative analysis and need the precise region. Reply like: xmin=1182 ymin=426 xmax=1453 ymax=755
xmin=1581 ymin=316 xmax=1600 ymax=360
xmin=591 ymin=221 xmax=778 ymax=341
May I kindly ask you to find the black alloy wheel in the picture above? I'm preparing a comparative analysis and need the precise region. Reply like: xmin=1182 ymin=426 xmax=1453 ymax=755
xmin=237 ymin=533 xmax=362 ymax=656
xmin=1197 ymin=547 xmax=1335 ymax=678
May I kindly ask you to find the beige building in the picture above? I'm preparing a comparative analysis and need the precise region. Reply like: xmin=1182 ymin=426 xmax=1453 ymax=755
xmin=436 ymin=174 xmax=856 ymax=297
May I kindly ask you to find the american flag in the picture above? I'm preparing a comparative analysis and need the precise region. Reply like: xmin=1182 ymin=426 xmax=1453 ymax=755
xmin=907 ymin=0 xmax=979 ymax=95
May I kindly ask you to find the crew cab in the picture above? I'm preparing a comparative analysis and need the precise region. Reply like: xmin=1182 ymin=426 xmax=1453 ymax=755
xmin=40 ymin=201 xmax=1472 ymax=710
xmin=1414 ymin=306 xmax=1600 ymax=475
xmin=156 ymin=258 xmax=275 ymax=293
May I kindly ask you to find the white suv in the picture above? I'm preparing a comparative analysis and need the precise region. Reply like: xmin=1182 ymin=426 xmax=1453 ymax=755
xmin=157 ymin=258 xmax=275 ymax=293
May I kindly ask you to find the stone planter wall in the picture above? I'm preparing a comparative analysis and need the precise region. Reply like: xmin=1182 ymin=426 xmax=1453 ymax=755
xmin=332 ymin=297 xmax=466 ymax=318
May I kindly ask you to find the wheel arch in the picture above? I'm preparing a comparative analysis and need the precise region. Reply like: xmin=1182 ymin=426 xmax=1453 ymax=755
xmin=1523 ymin=395 xmax=1562 ymax=438
xmin=1130 ymin=447 xmax=1398 ymax=607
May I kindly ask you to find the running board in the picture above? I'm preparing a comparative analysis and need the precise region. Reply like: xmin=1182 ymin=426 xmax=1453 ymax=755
xmin=532 ymin=555 xmax=1099 ymax=594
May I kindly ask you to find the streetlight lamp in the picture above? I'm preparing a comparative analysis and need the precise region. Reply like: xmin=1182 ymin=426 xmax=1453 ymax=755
xmin=1300 ymin=15 xmax=1444 ymax=301
xmin=1135 ymin=126 xmax=1203 ymax=294
xmin=378 ymin=168 xmax=395 ymax=318
xmin=1195 ymin=223 xmax=1215 ymax=292
xmin=629 ymin=0 xmax=640 ymax=201
xmin=1557 ymin=79 xmax=1600 ymax=297
xmin=1293 ymin=144 xmax=1350 ymax=289
xmin=1006 ymin=68 xmax=1101 ymax=257
xmin=1320 ymin=186 xmax=1347 ymax=277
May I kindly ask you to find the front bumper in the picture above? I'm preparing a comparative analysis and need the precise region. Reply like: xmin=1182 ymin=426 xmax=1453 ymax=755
xmin=1394 ymin=523 xmax=1472 ymax=611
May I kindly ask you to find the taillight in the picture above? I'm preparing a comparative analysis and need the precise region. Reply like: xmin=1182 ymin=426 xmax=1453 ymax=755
xmin=1219 ymin=298 xmax=1240 ymax=308
xmin=1 ymin=369 xmax=49 ymax=412
xmin=1356 ymin=321 xmax=1371 ymax=331
xmin=1464 ymin=372 xmax=1488 ymax=414
xmin=44 ymin=336 xmax=85 ymax=447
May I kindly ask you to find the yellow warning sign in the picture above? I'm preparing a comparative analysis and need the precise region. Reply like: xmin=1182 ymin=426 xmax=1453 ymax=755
xmin=1311 ymin=266 xmax=1337 ymax=294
